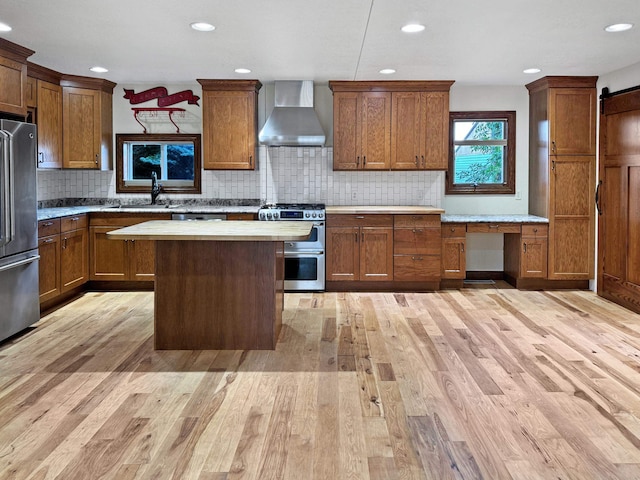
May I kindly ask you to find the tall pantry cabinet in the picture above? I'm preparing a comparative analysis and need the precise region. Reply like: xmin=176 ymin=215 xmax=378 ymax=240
xmin=526 ymin=76 xmax=597 ymax=283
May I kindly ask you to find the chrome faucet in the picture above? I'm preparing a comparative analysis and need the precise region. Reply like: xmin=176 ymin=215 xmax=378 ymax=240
xmin=151 ymin=171 xmax=162 ymax=204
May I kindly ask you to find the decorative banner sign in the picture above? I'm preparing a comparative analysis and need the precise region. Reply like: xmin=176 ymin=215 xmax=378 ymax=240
xmin=123 ymin=87 xmax=200 ymax=107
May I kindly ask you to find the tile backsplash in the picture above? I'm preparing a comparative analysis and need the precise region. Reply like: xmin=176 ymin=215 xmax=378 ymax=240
xmin=37 ymin=146 xmax=444 ymax=207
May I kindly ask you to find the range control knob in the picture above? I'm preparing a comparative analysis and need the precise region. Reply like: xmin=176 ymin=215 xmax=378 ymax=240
xmin=312 ymin=213 xmax=317 ymax=218
xmin=305 ymin=213 xmax=310 ymax=218
xmin=267 ymin=212 xmax=272 ymax=219
xmin=318 ymin=213 xmax=324 ymax=218
xmin=274 ymin=212 xmax=279 ymax=219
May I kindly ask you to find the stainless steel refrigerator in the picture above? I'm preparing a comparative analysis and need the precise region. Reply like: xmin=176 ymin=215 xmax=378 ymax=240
xmin=0 ymin=119 xmax=40 ymax=342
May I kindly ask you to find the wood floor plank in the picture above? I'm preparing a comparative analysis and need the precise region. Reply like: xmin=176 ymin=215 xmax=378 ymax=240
xmin=1 ymin=287 xmax=640 ymax=478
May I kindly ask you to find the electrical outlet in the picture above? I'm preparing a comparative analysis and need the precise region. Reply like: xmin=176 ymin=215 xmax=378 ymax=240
xmin=351 ymin=191 xmax=357 ymax=200
xmin=515 ymin=190 xmax=522 ymax=200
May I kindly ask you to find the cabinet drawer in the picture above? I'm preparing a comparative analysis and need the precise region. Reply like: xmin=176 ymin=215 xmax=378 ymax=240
xmin=394 ymin=255 xmax=440 ymax=281
xmin=61 ymin=214 xmax=87 ymax=232
xmin=466 ymin=223 xmax=521 ymax=234
xmin=442 ymin=223 xmax=466 ymax=237
xmin=522 ymin=224 xmax=548 ymax=237
xmin=327 ymin=214 xmax=393 ymax=227
xmin=38 ymin=218 xmax=61 ymax=237
xmin=394 ymin=214 xmax=440 ymax=228
xmin=394 ymin=228 xmax=440 ymax=255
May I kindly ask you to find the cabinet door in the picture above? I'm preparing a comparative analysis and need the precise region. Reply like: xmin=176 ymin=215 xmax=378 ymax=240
xmin=549 ymin=88 xmax=596 ymax=156
xmin=37 ymin=80 xmax=63 ymax=169
xmin=422 ymin=92 xmax=449 ymax=170
xmin=63 ymin=87 xmax=101 ymax=168
xmin=521 ymin=237 xmax=548 ymax=278
xmin=38 ymin=234 xmax=61 ymax=302
xmin=549 ymin=155 xmax=594 ymax=279
xmin=89 ymin=226 xmax=128 ymax=280
xmin=202 ymin=90 xmax=256 ymax=170
xmin=391 ymin=92 xmax=422 ymax=170
xmin=61 ymin=228 xmax=88 ymax=292
xmin=359 ymin=227 xmax=393 ymax=281
xmin=442 ymin=238 xmax=466 ymax=279
xmin=326 ymin=226 xmax=359 ymax=281
xmin=0 ymin=55 xmax=27 ymax=116
xmin=332 ymin=92 xmax=360 ymax=170
xmin=360 ymin=92 xmax=391 ymax=170
xmin=129 ymin=239 xmax=156 ymax=280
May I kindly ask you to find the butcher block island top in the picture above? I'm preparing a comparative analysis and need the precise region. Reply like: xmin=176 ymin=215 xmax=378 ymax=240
xmin=107 ymin=220 xmax=313 ymax=350
xmin=106 ymin=219 xmax=313 ymax=241
xmin=326 ymin=205 xmax=444 ymax=215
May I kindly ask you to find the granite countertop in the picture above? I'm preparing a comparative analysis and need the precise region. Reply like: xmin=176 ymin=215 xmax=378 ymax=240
xmin=441 ymin=214 xmax=549 ymax=223
xmin=326 ymin=205 xmax=445 ymax=215
xmin=107 ymin=220 xmax=313 ymax=241
xmin=37 ymin=204 xmax=261 ymax=221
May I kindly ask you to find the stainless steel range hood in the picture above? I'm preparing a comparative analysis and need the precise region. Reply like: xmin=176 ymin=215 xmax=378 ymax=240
xmin=259 ymin=80 xmax=325 ymax=146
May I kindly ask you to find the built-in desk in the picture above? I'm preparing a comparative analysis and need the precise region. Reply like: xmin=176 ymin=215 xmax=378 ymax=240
xmin=439 ymin=214 xmax=566 ymax=289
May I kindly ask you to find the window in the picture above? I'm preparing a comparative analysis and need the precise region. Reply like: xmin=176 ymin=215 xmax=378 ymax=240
xmin=116 ymin=133 xmax=201 ymax=194
xmin=446 ymin=111 xmax=515 ymax=194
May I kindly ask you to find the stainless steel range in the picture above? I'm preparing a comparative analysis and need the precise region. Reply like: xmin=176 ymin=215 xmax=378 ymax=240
xmin=259 ymin=203 xmax=325 ymax=291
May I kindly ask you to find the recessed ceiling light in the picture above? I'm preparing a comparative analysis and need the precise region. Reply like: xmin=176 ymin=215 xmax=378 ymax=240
xmin=90 ymin=66 xmax=109 ymax=73
xmin=604 ymin=23 xmax=633 ymax=32
xmin=234 ymin=68 xmax=251 ymax=74
xmin=523 ymin=68 xmax=541 ymax=74
xmin=0 ymin=22 xmax=11 ymax=32
xmin=401 ymin=23 xmax=425 ymax=33
xmin=379 ymin=69 xmax=396 ymax=75
xmin=191 ymin=22 xmax=215 ymax=32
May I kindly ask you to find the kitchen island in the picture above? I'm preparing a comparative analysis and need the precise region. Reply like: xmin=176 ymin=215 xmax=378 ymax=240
xmin=107 ymin=220 xmax=312 ymax=350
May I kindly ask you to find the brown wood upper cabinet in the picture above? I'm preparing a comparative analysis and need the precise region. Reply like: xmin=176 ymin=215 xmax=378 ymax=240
xmin=36 ymin=79 xmax=63 ymax=168
xmin=0 ymin=39 xmax=34 ymax=116
xmin=329 ymin=81 xmax=454 ymax=171
xmin=197 ymin=79 xmax=262 ymax=170
xmin=526 ymin=76 xmax=597 ymax=281
xmin=61 ymin=76 xmax=115 ymax=169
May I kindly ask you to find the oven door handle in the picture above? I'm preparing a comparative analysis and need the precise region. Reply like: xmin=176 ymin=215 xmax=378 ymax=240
xmin=284 ymin=251 xmax=324 ymax=256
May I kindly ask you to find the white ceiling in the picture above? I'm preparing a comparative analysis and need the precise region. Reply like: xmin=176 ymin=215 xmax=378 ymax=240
xmin=1 ymin=0 xmax=639 ymax=86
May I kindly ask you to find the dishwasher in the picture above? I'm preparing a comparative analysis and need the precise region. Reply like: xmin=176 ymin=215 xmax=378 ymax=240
xmin=171 ymin=213 xmax=227 ymax=221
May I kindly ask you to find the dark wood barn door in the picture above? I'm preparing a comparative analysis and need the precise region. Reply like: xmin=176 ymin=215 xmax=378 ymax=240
xmin=598 ymin=87 xmax=640 ymax=313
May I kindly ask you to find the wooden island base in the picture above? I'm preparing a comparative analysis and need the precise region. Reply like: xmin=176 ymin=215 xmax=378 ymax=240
xmin=154 ymin=240 xmax=284 ymax=350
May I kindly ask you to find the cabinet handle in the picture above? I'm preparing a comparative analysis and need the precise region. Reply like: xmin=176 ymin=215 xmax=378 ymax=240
xmin=95 ymin=154 xmax=99 ymax=165
xmin=551 ymin=160 xmax=555 ymax=171
xmin=595 ymin=180 xmax=603 ymax=215
xmin=412 ymin=256 xmax=423 ymax=261
xmin=363 ymin=156 xmax=366 ymax=166
xmin=421 ymin=155 xmax=425 ymax=167
xmin=523 ymin=243 xmax=527 ymax=253
xmin=533 ymin=228 xmax=538 ymax=233
xmin=461 ymin=244 xmax=465 ymax=253
xmin=70 ymin=217 xmax=79 ymax=222
xmin=249 ymin=155 xmax=253 ymax=167
xmin=62 ymin=237 xmax=67 ymax=249
xmin=43 ymin=221 xmax=54 ymax=227
xmin=38 ymin=152 xmax=44 ymax=164
xmin=412 ymin=229 xmax=423 ymax=233
xmin=355 ymin=232 xmax=358 ymax=242
xmin=450 ymin=227 xmax=456 ymax=232
xmin=356 ymin=156 xmax=360 ymax=167
xmin=489 ymin=225 xmax=500 ymax=229
xmin=551 ymin=141 xmax=556 ymax=153
xmin=355 ymin=216 xmax=365 ymax=219
xmin=415 ymin=155 xmax=419 ymax=166
xmin=42 ymin=238 xmax=54 ymax=244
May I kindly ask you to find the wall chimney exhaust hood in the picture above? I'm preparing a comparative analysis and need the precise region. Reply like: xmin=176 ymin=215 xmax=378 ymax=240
xmin=259 ymin=80 xmax=325 ymax=146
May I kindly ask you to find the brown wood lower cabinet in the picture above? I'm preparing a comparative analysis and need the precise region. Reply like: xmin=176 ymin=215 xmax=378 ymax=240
xmin=89 ymin=214 xmax=171 ymax=281
xmin=393 ymin=214 xmax=441 ymax=281
xmin=326 ymin=214 xmax=393 ymax=282
xmin=38 ymin=214 xmax=88 ymax=304
xmin=504 ymin=224 xmax=548 ymax=285
xmin=441 ymin=223 xmax=466 ymax=280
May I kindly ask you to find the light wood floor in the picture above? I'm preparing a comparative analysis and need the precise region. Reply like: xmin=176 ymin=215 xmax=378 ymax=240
xmin=2 ymin=284 xmax=640 ymax=479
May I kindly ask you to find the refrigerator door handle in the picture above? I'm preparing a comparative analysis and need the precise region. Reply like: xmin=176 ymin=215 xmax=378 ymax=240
xmin=0 ymin=130 xmax=13 ymax=247
xmin=0 ymin=254 xmax=40 ymax=273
